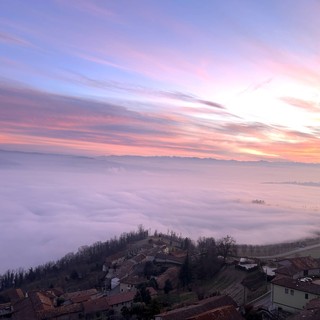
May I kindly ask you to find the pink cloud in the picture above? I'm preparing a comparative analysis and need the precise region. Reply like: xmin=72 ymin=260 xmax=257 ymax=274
xmin=1 ymin=83 xmax=320 ymax=162
xmin=281 ymin=97 xmax=320 ymax=113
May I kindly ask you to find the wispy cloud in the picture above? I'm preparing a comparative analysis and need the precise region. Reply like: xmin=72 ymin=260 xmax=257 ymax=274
xmin=60 ymin=71 xmax=225 ymax=109
xmin=0 ymin=31 xmax=31 ymax=47
xmin=281 ymin=97 xmax=320 ymax=113
xmin=1 ymin=82 xmax=320 ymax=161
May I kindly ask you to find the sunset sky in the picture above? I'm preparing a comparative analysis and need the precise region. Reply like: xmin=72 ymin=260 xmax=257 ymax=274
xmin=1 ymin=0 xmax=320 ymax=162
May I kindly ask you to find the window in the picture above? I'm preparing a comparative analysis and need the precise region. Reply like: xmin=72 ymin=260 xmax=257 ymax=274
xmin=305 ymin=293 xmax=309 ymax=299
xmin=285 ymin=288 xmax=289 ymax=294
xmin=304 ymin=270 xmax=308 ymax=276
xmin=290 ymin=289 xmax=294 ymax=296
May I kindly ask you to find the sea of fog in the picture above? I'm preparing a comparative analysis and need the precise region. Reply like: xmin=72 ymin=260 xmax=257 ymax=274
xmin=1 ymin=150 xmax=320 ymax=273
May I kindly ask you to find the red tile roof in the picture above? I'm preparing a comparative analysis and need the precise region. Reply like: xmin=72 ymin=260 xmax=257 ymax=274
xmin=29 ymin=291 xmax=54 ymax=311
xmin=105 ymin=252 xmax=126 ymax=266
xmin=12 ymin=297 xmax=37 ymax=320
xmin=146 ymin=287 xmax=157 ymax=297
xmin=155 ymin=295 xmax=237 ymax=320
xmin=37 ymin=302 xmax=82 ymax=319
xmin=64 ymin=289 xmax=98 ymax=303
xmin=83 ymin=297 xmax=110 ymax=314
xmin=3 ymin=288 xmax=24 ymax=303
xmin=121 ymin=274 xmax=146 ymax=286
xmin=106 ymin=291 xmax=136 ymax=306
xmin=186 ymin=305 xmax=244 ymax=320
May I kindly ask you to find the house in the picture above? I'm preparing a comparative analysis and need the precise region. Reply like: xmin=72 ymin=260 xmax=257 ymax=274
xmin=115 ymin=260 xmax=136 ymax=279
xmin=1 ymin=288 xmax=25 ymax=304
xmin=271 ymin=256 xmax=320 ymax=313
xmin=37 ymin=303 xmax=82 ymax=320
xmin=106 ymin=291 xmax=136 ymax=314
xmin=237 ymin=257 xmax=258 ymax=271
xmin=272 ymin=276 xmax=320 ymax=313
xmin=145 ymin=247 xmax=160 ymax=262
xmin=12 ymin=290 xmax=56 ymax=320
xmin=119 ymin=275 xmax=145 ymax=293
xmin=159 ymin=236 xmax=183 ymax=249
xmin=130 ymin=253 xmax=146 ymax=265
xmin=155 ymin=295 xmax=238 ymax=320
xmin=12 ymin=288 xmax=112 ymax=320
xmin=82 ymin=296 xmax=110 ymax=319
xmin=262 ymin=265 xmax=276 ymax=277
xmin=13 ymin=297 xmax=42 ymax=320
xmin=241 ymin=272 xmax=267 ymax=304
xmin=111 ymin=277 xmax=120 ymax=290
xmin=103 ymin=252 xmax=126 ymax=272
xmin=275 ymin=257 xmax=320 ymax=279
xmin=63 ymin=289 xmax=98 ymax=304
xmin=0 ymin=302 xmax=13 ymax=318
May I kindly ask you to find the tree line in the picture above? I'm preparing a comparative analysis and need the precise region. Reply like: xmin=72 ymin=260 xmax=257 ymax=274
xmin=0 ymin=226 xmax=237 ymax=294
xmin=0 ymin=225 xmax=149 ymax=291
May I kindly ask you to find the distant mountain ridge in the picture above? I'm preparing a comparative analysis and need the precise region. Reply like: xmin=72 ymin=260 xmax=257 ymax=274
xmin=1 ymin=149 xmax=319 ymax=167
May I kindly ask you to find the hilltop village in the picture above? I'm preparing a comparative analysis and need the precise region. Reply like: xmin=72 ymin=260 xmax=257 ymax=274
xmin=1 ymin=228 xmax=320 ymax=319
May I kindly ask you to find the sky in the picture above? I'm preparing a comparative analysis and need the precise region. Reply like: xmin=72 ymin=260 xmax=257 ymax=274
xmin=1 ymin=0 xmax=320 ymax=162
xmin=1 ymin=1 xmax=320 ymax=273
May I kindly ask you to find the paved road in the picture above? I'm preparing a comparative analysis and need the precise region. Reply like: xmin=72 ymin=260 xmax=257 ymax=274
xmin=256 ymin=243 xmax=320 ymax=259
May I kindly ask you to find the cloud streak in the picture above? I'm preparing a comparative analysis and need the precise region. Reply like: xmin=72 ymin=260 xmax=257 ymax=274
xmin=1 ymin=82 xmax=320 ymax=161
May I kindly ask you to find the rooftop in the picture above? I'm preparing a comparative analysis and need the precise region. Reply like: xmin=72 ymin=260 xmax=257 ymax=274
xmin=186 ymin=305 xmax=244 ymax=320
xmin=272 ymin=276 xmax=320 ymax=295
xmin=37 ymin=303 xmax=82 ymax=319
xmin=121 ymin=274 xmax=146 ymax=286
xmin=276 ymin=257 xmax=320 ymax=277
xmin=106 ymin=291 xmax=136 ymax=306
xmin=83 ymin=296 xmax=110 ymax=314
xmin=155 ymin=295 xmax=237 ymax=320
xmin=63 ymin=288 xmax=98 ymax=303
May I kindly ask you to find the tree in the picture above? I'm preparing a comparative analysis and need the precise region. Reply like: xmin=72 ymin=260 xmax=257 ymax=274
xmin=146 ymin=299 xmax=161 ymax=319
xmin=144 ymin=261 xmax=155 ymax=278
xmin=182 ymin=237 xmax=194 ymax=251
xmin=195 ymin=237 xmax=222 ymax=279
xmin=121 ymin=306 xmax=131 ymax=319
xmin=134 ymin=284 xmax=151 ymax=305
xmin=179 ymin=253 xmax=192 ymax=288
xmin=70 ymin=269 xmax=79 ymax=280
xmin=148 ymin=277 xmax=159 ymax=290
xmin=164 ymin=279 xmax=173 ymax=294
xmin=217 ymin=235 xmax=236 ymax=262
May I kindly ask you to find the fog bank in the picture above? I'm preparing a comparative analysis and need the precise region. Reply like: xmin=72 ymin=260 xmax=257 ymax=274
xmin=1 ymin=150 xmax=320 ymax=273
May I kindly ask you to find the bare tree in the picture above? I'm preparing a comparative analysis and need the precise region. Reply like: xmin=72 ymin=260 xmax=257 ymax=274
xmin=217 ymin=235 xmax=236 ymax=262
